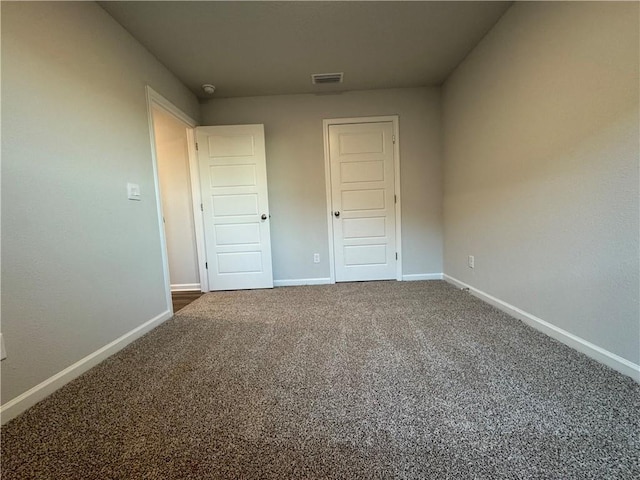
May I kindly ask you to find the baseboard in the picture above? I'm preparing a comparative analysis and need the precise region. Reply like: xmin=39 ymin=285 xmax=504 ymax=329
xmin=171 ymin=283 xmax=200 ymax=292
xmin=443 ymin=275 xmax=640 ymax=382
xmin=274 ymin=275 xmax=444 ymax=285
xmin=0 ymin=309 xmax=173 ymax=425
xmin=273 ymin=278 xmax=332 ymax=287
xmin=402 ymin=273 xmax=443 ymax=281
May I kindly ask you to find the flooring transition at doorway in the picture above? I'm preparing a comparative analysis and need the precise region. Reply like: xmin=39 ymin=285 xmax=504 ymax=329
xmin=171 ymin=290 xmax=203 ymax=313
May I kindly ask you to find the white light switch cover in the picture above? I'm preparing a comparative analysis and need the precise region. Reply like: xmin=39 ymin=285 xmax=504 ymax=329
xmin=127 ymin=183 xmax=141 ymax=201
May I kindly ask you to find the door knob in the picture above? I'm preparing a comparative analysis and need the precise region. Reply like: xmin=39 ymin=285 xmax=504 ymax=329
xmin=334 ymin=211 xmax=340 ymax=218
xmin=261 ymin=214 xmax=268 ymax=220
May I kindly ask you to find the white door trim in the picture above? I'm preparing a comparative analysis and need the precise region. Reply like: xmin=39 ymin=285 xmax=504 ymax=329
xmin=322 ymin=115 xmax=402 ymax=284
xmin=185 ymin=127 xmax=209 ymax=292
xmin=145 ymin=86 xmax=208 ymax=302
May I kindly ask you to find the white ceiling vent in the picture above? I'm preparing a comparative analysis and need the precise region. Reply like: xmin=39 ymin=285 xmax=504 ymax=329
xmin=311 ymin=72 xmax=344 ymax=85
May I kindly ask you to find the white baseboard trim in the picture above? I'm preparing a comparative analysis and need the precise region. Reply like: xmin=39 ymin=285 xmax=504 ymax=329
xmin=171 ymin=283 xmax=201 ymax=292
xmin=402 ymin=273 xmax=443 ymax=281
xmin=275 ymin=275 xmax=445 ymax=286
xmin=273 ymin=278 xmax=332 ymax=287
xmin=443 ymin=274 xmax=640 ymax=382
xmin=0 ymin=309 xmax=172 ymax=425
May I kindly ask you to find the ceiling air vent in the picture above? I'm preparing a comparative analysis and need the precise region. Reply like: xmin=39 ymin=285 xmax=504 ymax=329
xmin=311 ymin=72 xmax=344 ymax=85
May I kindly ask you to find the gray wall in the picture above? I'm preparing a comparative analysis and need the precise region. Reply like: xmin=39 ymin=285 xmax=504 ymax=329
xmin=442 ymin=2 xmax=639 ymax=364
xmin=200 ymin=88 xmax=443 ymax=281
xmin=1 ymin=1 xmax=200 ymax=403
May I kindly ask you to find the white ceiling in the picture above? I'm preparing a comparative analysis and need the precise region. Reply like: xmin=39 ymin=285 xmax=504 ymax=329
xmin=99 ymin=1 xmax=512 ymax=99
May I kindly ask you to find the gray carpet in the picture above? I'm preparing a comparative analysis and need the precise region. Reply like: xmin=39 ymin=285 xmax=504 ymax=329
xmin=1 ymin=281 xmax=639 ymax=479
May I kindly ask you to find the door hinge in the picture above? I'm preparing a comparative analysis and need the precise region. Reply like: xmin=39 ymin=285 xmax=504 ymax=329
xmin=200 ymin=203 xmax=203 ymax=212
xmin=205 ymin=262 xmax=208 ymax=269
xmin=195 ymin=142 xmax=199 ymax=151
xmin=395 ymin=252 xmax=398 ymax=260
xmin=392 ymin=135 xmax=396 ymax=144
xmin=394 ymin=194 xmax=397 ymax=204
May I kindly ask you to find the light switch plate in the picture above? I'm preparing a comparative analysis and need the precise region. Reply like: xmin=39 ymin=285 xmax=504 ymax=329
xmin=127 ymin=182 xmax=141 ymax=201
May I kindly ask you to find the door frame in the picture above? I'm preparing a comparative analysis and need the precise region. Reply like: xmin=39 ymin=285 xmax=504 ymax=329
xmin=145 ymin=86 xmax=209 ymax=303
xmin=322 ymin=115 xmax=403 ymax=284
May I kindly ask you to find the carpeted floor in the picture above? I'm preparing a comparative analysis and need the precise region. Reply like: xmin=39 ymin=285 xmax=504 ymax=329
xmin=2 ymin=281 xmax=639 ymax=479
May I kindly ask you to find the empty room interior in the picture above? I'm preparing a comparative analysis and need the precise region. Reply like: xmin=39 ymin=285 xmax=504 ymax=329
xmin=1 ymin=1 xmax=639 ymax=478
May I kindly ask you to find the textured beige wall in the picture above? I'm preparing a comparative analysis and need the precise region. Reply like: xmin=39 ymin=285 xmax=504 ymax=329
xmin=442 ymin=2 xmax=639 ymax=363
xmin=1 ymin=1 xmax=200 ymax=403
xmin=152 ymin=107 xmax=200 ymax=289
xmin=200 ymin=88 xmax=443 ymax=281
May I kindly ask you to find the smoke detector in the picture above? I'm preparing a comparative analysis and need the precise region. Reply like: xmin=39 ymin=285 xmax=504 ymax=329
xmin=311 ymin=73 xmax=344 ymax=85
xmin=202 ymin=84 xmax=216 ymax=95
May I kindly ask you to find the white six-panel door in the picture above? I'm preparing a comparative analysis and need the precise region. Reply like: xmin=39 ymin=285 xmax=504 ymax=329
xmin=329 ymin=122 xmax=397 ymax=282
xmin=196 ymin=125 xmax=273 ymax=291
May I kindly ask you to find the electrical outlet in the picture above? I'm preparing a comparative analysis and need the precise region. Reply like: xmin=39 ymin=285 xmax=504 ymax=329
xmin=313 ymin=253 xmax=320 ymax=263
xmin=468 ymin=255 xmax=475 ymax=269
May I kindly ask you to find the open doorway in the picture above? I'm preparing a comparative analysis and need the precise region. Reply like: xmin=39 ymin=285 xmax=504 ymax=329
xmin=146 ymin=87 xmax=207 ymax=313
xmin=152 ymin=106 xmax=200 ymax=291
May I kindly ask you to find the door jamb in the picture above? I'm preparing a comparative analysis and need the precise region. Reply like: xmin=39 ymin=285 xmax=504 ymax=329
xmin=145 ymin=86 xmax=209 ymax=299
xmin=322 ymin=115 xmax=402 ymax=284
